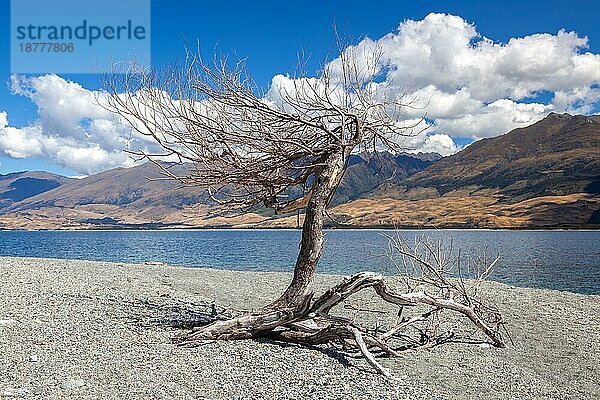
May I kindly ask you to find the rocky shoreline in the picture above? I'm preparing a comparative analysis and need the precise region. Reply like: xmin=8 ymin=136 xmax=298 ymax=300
xmin=1 ymin=257 xmax=599 ymax=399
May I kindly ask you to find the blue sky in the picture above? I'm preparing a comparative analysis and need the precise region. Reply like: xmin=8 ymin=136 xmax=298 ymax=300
xmin=1 ymin=0 xmax=600 ymax=175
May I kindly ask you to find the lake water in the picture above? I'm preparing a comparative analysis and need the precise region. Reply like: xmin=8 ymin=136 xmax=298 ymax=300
xmin=0 ymin=229 xmax=598 ymax=295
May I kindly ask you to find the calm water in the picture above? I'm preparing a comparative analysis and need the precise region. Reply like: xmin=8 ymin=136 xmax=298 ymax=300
xmin=0 ymin=229 xmax=598 ymax=294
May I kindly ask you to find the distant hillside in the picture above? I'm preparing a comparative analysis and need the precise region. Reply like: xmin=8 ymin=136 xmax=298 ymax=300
xmin=331 ymin=152 xmax=441 ymax=205
xmin=406 ymin=113 xmax=600 ymax=201
xmin=0 ymin=152 xmax=438 ymax=229
xmin=6 ymin=162 xmax=206 ymax=213
xmin=319 ymin=113 xmax=600 ymax=228
xmin=0 ymin=172 xmax=72 ymax=210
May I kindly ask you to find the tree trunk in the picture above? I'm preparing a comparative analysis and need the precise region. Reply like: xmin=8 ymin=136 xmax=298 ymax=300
xmin=269 ymin=151 xmax=348 ymax=308
xmin=173 ymin=150 xmax=507 ymax=379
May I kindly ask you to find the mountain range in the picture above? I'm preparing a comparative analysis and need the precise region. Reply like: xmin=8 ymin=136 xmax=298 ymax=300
xmin=0 ymin=112 xmax=598 ymax=229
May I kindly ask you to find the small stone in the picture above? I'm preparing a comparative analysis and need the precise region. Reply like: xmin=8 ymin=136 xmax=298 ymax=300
xmin=2 ymin=387 xmax=29 ymax=397
xmin=29 ymin=354 xmax=39 ymax=362
xmin=144 ymin=261 xmax=167 ymax=266
xmin=60 ymin=379 xmax=85 ymax=390
xmin=478 ymin=343 xmax=493 ymax=349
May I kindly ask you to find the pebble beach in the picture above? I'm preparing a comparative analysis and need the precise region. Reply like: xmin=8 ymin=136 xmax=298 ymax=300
xmin=1 ymin=257 xmax=599 ymax=399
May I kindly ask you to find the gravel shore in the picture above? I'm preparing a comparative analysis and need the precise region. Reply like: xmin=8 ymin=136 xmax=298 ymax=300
xmin=1 ymin=257 xmax=599 ymax=399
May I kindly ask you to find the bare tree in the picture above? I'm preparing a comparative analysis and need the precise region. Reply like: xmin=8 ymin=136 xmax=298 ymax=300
xmin=104 ymin=40 xmax=506 ymax=376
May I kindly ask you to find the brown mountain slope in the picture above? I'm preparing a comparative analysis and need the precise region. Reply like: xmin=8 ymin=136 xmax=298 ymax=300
xmin=322 ymin=192 xmax=600 ymax=228
xmin=1 ymin=162 xmax=214 ymax=227
xmin=0 ymin=153 xmax=437 ymax=229
xmin=0 ymin=171 xmax=72 ymax=210
xmin=5 ymin=162 xmax=203 ymax=210
xmin=310 ymin=112 xmax=600 ymax=228
xmin=0 ymin=113 xmax=598 ymax=229
xmin=405 ymin=113 xmax=600 ymax=202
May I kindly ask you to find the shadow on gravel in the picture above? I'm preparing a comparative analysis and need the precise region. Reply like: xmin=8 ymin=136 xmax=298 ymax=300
xmin=254 ymin=337 xmax=354 ymax=368
xmin=121 ymin=297 xmax=362 ymax=369
xmin=125 ymin=297 xmax=232 ymax=329
xmin=120 ymin=296 xmax=495 ymax=374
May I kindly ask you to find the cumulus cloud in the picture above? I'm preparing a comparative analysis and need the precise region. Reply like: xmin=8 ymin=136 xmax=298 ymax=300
xmin=321 ymin=13 xmax=600 ymax=141
xmin=415 ymin=133 xmax=459 ymax=156
xmin=2 ymin=13 xmax=600 ymax=174
xmin=0 ymin=112 xmax=43 ymax=159
xmin=0 ymin=75 xmax=159 ymax=174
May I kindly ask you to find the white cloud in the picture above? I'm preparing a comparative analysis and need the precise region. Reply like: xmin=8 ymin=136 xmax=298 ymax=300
xmin=415 ymin=133 xmax=459 ymax=156
xmin=434 ymin=99 xmax=554 ymax=138
xmin=376 ymin=14 xmax=600 ymax=102
xmin=0 ymin=75 xmax=148 ymax=174
xmin=314 ymin=13 xmax=600 ymax=142
xmin=0 ymin=113 xmax=43 ymax=159
xmin=2 ymin=13 xmax=600 ymax=173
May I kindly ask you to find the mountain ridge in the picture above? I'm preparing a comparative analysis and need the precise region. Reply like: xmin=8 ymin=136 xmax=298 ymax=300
xmin=0 ymin=113 xmax=598 ymax=229
xmin=0 ymin=151 xmax=439 ymax=229
xmin=405 ymin=112 xmax=600 ymax=201
xmin=0 ymin=171 xmax=73 ymax=210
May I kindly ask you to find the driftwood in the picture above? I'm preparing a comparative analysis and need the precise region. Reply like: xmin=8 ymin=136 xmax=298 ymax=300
xmin=174 ymin=235 xmax=506 ymax=378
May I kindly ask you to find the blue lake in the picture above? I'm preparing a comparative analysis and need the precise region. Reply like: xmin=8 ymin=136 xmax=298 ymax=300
xmin=0 ymin=229 xmax=598 ymax=295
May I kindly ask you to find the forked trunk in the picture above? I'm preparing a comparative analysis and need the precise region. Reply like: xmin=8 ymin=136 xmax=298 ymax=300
xmin=269 ymin=151 xmax=348 ymax=308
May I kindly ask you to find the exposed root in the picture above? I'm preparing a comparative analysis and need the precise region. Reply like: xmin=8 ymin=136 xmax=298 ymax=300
xmin=174 ymin=271 xmax=507 ymax=378
xmin=349 ymin=325 xmax=392 ymax=378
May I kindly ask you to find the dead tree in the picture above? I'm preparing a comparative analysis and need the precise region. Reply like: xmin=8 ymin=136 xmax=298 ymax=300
xmin=104 ymin=40 xmax=506 ymax=376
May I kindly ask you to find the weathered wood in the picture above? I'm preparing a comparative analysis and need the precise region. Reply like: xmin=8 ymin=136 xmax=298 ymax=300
xmin=349 ymin=326 xmax=392 ymax=378
xmin=269 ymin=151 xmax=349 ymax=309
xmin=175 ymin=271 xmax=506 ymax=377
